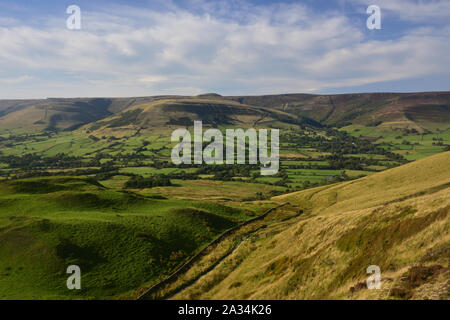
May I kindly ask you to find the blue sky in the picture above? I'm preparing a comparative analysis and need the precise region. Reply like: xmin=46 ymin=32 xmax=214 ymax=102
xmin=0 ymin=0 xmax=449 ymax=98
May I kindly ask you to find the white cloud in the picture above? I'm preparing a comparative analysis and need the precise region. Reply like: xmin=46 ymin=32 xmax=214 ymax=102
xmin=138 ymin=75 xmax=168 ymax=83
xmin=0 ymin=75 xmax=33 ymax=84
xmin=0 ymin=0 xmax=448 ymax=98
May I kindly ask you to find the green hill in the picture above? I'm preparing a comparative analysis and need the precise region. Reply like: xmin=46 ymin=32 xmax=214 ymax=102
xmin=0 ymin=176 xmax=251 ymax=299
xmin=82 ymin=98 xmax=311 ymax=138
xmin=0 ymin=97 xmax=169 ymax=132
xmin=161 ymin=152 xmax=449 ymax=300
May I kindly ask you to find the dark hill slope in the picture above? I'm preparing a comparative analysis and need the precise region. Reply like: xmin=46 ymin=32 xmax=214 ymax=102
xmin=1 ymin=92 xmax=449 ymax=133
xmin=83 ymin=98 xmax=316 ymax=137
xmin=228 ymin=91 xmax=450 ymax=131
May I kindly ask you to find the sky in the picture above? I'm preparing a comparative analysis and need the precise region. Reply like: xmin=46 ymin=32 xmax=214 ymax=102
xmin=0 ymin=0 xmax=449 ymax=99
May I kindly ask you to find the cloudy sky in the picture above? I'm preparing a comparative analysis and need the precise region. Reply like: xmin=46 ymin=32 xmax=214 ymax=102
xmin=0 ymin=0 xmax=449 ymax=98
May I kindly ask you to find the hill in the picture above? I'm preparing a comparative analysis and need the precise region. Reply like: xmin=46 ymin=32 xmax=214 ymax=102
xmin=154 ymin=152 xmax=449 ymax=300
xmin=81 ymin=98 xmax=313 ymax=138
xmin=0 ymin=176 xmax=252 ymax=299
xmin=0 ymin=96 xmax=181 ymax=132
xmin=2 ymin=91 xmax=448 ymax=134
xmin=228 ymin=92 xmax=450 ymax=133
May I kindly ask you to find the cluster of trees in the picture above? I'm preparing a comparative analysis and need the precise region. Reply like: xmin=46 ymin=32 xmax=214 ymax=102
xmin=284 ymin=128 xmax=406 ymax=163
xmin=124 ymin=174 xmax=172 ymax=189
xmin=8 ymin=164 xmax=118 ymax=180
xmin=196 ymin=164 xmax=258 ymax=181
xmin=0 ymin=153 xmax=92 ymax=169
xmin=432 ymin=138 xmax=445 ymax=146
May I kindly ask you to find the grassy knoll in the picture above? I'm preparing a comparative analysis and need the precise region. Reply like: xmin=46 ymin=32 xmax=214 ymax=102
xmin=169 ymin=152 xmax=450 ymax=300
xmin=0 ymin=176 xmax=251 ymax=299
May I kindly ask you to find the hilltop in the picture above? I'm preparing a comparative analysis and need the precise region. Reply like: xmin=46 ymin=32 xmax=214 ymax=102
xmin=149 ymin=152 xmax=450 ymax=300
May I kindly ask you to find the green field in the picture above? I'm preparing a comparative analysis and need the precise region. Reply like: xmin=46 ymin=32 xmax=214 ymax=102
xmin=343 ymin=125 xmax=450 ymax=161
xmin=119 ymin=167 xmax=197 ymax=177
xmin=0 ymin=131 xmax=172 ymax=159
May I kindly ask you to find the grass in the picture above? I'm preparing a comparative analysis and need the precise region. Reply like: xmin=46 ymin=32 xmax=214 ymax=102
xmin=0 ymin=122 xmax=411 ymax=190
xmin=118 ymin=167 xmax=197 ymax=177
xmin=136 ymin=179 xmax=286 ymax=202
xmin=1 ymin=110 xmax=449 ymax=300
xmin=1 ymin=95 xmax=449 ymax=300
xmin=0 ymin=176 xmax=253 ymax=299
xmin=167 ymin=152 xmax=450 ymax=300
xmin=0 ymin=132 xmax=170 ymax=159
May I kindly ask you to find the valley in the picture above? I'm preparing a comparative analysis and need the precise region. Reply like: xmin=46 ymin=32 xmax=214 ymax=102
xmin=0 ymin=92 xmax=449 ymax=299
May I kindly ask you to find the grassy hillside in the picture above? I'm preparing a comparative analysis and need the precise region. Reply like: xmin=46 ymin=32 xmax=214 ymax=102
xmin=0 ymin=95 xmax=305 ymax=134
xmin=81 ymin=98 xmax=307 ymax=138
xmin=0 ymin=99 xmax=115 ymax=132
xmin=229 ymin=92 xmax=450 ymax=133
xmin=0 ymin=97 xmax=175 ymax=133
xmin=0 ymin=176 xmax=252 ymax=299
xmin=1 ymin=92 xmax=449 ymax=134
xmin=167 ymin=152 xmax=450 ymax=300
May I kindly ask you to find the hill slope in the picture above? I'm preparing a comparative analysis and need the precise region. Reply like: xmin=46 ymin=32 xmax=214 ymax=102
xmin=229 ymin=92 xmax=450 ymax=132
xmin=82 ymin=98 xmax=311 ymax=137
xmin=168 ymin=152 xmax=450 ymax=300
xmin=0 ymin=97 xmax=176 ymax=132
xmin=0 ymin=176 xmax=250 ymax=299
xmin=2 ymin=91 xmax=448 ymax=134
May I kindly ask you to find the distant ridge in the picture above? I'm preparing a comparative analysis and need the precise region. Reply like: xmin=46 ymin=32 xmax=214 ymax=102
xmin=0 ymin=91 xmax=449 ymax=132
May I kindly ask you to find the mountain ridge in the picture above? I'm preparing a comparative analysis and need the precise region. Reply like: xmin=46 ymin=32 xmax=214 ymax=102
xmin=1 ymin=91 xmax=449 ymax=133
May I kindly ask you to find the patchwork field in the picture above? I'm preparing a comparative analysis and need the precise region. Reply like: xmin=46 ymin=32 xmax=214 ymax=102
xmin=343 ymin=125 xmax=450 ymax=161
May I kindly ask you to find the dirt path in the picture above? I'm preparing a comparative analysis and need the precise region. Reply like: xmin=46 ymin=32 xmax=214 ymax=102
xmin=136 ymin=202 xmax=290 ymax=300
